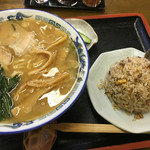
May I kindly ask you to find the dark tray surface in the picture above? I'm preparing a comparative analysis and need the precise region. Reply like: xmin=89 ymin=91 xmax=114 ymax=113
xmin=0 ymin=14 xmax=150 ymax=150
xmin=53 ymin=15 xmax=150 ymax=150
xmin=24 ymin=0 xmax=105 ymax=10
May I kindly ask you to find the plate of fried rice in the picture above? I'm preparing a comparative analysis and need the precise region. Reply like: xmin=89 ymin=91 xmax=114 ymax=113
xmin=87 ymin=47 xmax=150 ymax=133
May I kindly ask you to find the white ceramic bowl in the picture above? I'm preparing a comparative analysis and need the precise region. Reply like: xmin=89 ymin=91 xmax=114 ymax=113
xmin=65 ymin=18 xmax=98 ymax=50
xmin=0 ymin=9 xmax=89 ymax=134
xmin=87 ymin=47 xmax=150 ymax=134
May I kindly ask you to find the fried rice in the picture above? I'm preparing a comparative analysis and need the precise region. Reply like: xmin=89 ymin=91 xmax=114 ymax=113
xmin=104 ymin=56 xmax=150 ymax=115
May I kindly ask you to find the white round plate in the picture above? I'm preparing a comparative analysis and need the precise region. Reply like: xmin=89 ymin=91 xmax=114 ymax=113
xmin=86 ymin=47 xmax=150 ymax=134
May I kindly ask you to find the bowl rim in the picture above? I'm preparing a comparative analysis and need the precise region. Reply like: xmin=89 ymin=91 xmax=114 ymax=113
xmin=0 ymin=8 xmax=89 ymax=134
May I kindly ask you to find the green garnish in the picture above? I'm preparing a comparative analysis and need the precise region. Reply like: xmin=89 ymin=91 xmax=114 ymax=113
xmin=78 ymin=31 xmax=92 ymax=44
xmin=0 ymin=65 xmax=20 ymax=121
xmin=8 ymin=75 xmax=20 ymax=93
xmin=11 ymin=24 xmax=16 ymax=31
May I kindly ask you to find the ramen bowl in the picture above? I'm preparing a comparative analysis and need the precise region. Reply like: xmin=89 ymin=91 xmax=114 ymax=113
xmin=0 ymin=9 xmax=89 ymax=134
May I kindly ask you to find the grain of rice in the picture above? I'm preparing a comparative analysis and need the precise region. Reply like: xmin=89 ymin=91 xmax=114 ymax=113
xmin=104 ymin=56 xmax=150 ymax=114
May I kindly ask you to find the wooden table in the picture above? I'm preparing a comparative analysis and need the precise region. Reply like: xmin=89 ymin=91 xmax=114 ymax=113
xmin=0 ymin=0 xmax=150 ymax=25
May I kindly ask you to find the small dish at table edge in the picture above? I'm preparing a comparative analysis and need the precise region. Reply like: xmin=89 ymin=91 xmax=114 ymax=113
xmin=65 ymin=18 xmax=98 ymax=50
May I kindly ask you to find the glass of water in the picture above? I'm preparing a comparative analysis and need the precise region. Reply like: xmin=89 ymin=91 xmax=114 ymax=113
xmin=57 ymin=0 xmax=78 ymax=6
xmin=35 ymin=0 xmax=49 ymax=4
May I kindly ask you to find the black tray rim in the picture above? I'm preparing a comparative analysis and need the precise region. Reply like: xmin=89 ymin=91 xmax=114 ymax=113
xmin=24 ymin=0 xmax=105 ymax=10
xmin=68 ymin=13 xmax=150 ymax=37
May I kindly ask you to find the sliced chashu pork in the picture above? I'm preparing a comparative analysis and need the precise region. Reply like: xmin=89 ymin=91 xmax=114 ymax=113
xmin=0 ymin=22 xmax=35 ymax=56
xmin=0 ymin=47 xmax=12 ymax=66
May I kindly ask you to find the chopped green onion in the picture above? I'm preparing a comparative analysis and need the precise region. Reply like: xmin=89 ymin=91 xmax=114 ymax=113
xmin=11 ymin=24 xmax=16 ymax=31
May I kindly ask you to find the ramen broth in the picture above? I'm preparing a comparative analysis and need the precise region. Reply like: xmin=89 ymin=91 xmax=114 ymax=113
xmin=0 ymin=18 xmax=79 ymax=122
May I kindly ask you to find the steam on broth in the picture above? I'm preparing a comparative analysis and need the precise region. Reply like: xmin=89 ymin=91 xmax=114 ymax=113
xmin=0 ymin=18 xmax=79 ymax=122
